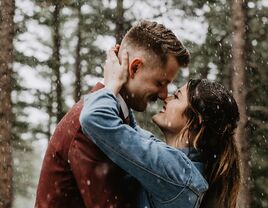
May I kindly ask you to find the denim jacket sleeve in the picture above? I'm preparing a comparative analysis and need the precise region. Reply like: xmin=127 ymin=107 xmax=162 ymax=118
xmin=80 ymin=89 xmax=207 ymax=201
xmin=128 ymin=109 xmax=163 ymax=143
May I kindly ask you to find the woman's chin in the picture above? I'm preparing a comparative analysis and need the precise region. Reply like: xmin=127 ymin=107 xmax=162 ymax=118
xmin=152 ymin=116 xmax=168 ymax=137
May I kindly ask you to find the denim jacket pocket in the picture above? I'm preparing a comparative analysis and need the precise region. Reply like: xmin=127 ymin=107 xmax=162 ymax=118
xmin=149 ymin=186 xmax=200 ymax=208
xmin=149 ymin=184 xmax=187 ymax=204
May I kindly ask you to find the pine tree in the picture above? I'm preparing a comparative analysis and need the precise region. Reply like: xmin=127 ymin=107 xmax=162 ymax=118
xmin=231 ymin=0 xmax=251 ymax=206
xmin=74 ymin=1 xmax=82 ymax=102
xmin=0 ymin=0 xmax=15 ymax=207
xmin=173 ymin=1 xmax=267 ymax=206
xmin=52 ymin=0 xmax=64 ymax=122
xmin=244 ymin=1 xmax=268 ymax=207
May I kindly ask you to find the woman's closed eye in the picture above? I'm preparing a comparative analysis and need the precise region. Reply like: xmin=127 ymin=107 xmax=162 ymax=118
xmin=173 ymin=89 xmax=182 ymax=99
xmin=173 ymin=93 xmax=179 ymax=99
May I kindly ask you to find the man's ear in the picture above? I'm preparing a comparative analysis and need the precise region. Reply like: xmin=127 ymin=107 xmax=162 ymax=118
xmin=129 ymin=58 xmax=142 ymax=79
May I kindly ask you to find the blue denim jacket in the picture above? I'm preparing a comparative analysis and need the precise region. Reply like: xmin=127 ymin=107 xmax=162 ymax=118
xmin=80 ymin=89 xmax=208 ymax=208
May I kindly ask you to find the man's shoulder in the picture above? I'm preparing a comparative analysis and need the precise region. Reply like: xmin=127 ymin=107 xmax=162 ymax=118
xmin=47 ymin=100 xmax=84 ymax=153
xmin=49 ymin=81 xmax=104 ymax=147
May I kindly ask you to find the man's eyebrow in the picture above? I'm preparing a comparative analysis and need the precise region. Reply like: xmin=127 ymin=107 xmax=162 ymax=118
xmin=159 ymin=79 xmax=170 ymax=85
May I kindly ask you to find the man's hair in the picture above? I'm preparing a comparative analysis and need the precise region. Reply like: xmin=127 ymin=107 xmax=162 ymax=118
xmin=124 ymin=20 xmax=190 ymax=67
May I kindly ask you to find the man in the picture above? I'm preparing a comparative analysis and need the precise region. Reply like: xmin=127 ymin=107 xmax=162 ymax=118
xmin=35 ymin=20 xmax=189 ymax=208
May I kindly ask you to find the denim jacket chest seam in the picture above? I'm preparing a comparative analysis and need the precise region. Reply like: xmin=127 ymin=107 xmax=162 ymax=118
xmin=188 ymin=185 xmax=202 ymax=196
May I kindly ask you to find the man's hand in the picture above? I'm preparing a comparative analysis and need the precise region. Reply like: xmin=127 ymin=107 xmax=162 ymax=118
xmin=104 ymin=48 xmax=129 ymax=95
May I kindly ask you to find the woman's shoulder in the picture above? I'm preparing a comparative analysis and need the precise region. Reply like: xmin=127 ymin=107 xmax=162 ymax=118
xmin=179 ymin=148 xmax=209 ymax=194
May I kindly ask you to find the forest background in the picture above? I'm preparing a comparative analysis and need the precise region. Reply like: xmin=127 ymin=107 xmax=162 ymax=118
xmin=0 ymin=0 xmax=267 ymax=207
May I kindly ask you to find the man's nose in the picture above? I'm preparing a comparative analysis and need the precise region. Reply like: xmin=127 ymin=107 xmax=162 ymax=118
xmin=158 ymin=87 xmax=168 ymax=100
xmin=164 ymin=95 xmax=173 ymax=104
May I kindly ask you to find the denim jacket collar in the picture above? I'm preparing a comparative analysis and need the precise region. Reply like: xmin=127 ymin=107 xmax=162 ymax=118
xmin=180 ymin=147 xmax=204 ymax=163
xmin=116 ymin=93 xmax=129 ymax=119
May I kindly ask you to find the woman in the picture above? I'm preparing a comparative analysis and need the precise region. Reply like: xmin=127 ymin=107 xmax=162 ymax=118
xmin=80 ymin=50 xmax=240 ymax=208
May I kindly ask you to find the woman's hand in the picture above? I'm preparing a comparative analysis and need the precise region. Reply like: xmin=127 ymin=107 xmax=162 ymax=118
xmin=104 ymin=47 xmax=129 ymax=95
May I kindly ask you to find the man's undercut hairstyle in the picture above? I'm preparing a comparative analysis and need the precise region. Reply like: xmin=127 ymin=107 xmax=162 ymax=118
xmin=125 ymin=20 xmax=190 ymax=67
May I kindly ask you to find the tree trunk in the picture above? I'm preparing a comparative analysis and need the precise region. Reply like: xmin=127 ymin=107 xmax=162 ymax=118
xmin=231 ymin=0 xmax=251 ymax=207
xmin=74 ymin=1 xmax=82 ymax=102
xmin=47 ymin=84 xmax=53 ymax=141
xmin=0 ymin=0 xmax=14 ymax=207
xmin=115 ymin=0 xmax=124 ymax=44
xmin=52 ymin=0 xmax=63 ymax=123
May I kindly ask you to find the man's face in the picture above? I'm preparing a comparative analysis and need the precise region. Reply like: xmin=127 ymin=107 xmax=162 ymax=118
xmin=126 ymin=54 xmax=180 ymax=112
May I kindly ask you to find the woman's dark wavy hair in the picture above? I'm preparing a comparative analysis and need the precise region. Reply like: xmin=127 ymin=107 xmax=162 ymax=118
xmin=179 ymin=79 xmax=240 ymax=208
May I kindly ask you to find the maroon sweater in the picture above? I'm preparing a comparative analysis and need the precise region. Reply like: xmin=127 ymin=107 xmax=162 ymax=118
xmin=35 ymin=83 xmax=137 ymax=208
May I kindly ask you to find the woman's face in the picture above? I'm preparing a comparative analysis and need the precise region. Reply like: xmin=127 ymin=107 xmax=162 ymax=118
xmin=152 ymin=83 xmax=189 ymax=134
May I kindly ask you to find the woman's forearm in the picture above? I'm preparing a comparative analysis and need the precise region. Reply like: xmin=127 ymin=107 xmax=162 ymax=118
xmin=79 ymin=89 xmax=195 ymax=199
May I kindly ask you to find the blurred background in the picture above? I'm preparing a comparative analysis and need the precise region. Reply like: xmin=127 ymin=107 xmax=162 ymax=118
xmin=0 ymin=0 xmax=267 ymax=207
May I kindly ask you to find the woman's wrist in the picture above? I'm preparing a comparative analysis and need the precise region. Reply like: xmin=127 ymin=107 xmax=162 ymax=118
xmin=103 ymin=48 xmax=128 ymax=95
xmin=105 ymin=82 xmax=122 ymax=95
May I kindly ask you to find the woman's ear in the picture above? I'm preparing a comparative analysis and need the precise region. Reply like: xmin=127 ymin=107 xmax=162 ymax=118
xmin=129 ymin=58 xmax=142 ymax=79
xmin=198 ymin=115 xmax=203 ymax=124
